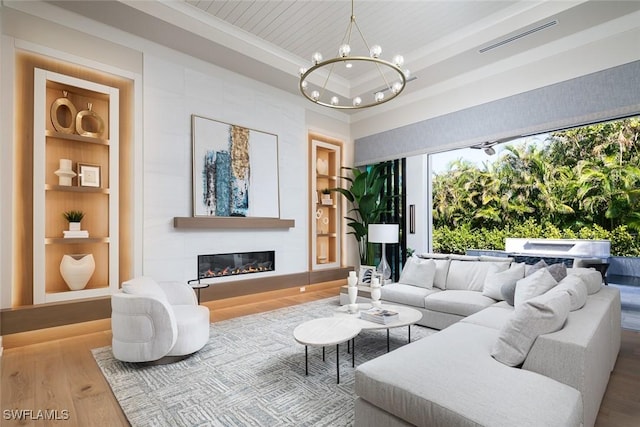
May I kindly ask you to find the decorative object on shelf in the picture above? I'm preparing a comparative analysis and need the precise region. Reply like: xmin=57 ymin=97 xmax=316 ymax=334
xmin=368 ymin=223 xmax=399 ymax=283
xmin=298 ymin=0 xmax=408 ymax=110
xmin=316 ymin=157 xmax=328 ymax=175
xmin=60 ymin=253 xmax=95 ymax=291
xmin=347 ymin=271 xmax=358 ymax=313
xmin=54 ymin=158 xmax=76 ymax=186
xmin=63 ymin=210 xmax=84 ymax=230
xmin=318 ymin=240 xmax=328 ymax=263
xmin=370 ymin=276 xmax=382 ymax=307
xmin=76 ymin=102 xmax=105 ymax=138
xmin=77 ymin=163 xmax=101 ymax=188
xmin=321 ymin=188 xmax=332 ymax=205
xmin=50 ymin=90 xmax=77 ymax=134
xmin=192 ymin=115 xmax=279 ymax=218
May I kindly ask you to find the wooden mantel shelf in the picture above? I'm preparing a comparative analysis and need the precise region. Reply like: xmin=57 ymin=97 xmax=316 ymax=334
xmin=173 ymin=216 xmax=295 ymax=229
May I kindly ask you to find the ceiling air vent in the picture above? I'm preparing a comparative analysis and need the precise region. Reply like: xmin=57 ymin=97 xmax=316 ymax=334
xmin=479 ymin=20 xmax=558 ymax=53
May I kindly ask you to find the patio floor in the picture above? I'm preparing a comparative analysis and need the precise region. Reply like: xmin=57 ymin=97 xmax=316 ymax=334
xmin=608 ymin=282 xmax=640 ymax=331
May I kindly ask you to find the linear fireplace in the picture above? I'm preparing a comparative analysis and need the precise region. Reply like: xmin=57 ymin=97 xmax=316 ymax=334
xmin=198 ymin=251 xmax=275 ymax=279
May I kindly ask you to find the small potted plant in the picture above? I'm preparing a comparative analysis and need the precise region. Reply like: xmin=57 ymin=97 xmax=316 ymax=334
xmin=321 ymin=188 xmax=332 ymax=205
xmin=63 ymin=210 xmax=85 ymax=231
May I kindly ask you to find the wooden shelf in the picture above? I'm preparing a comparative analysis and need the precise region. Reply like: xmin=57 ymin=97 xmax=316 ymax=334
xmin=45 ymin=184 xmax=110 ymax=194
xmin=46 ymin=129 xmax=109 ymax=145
xmin=173 ymin=216 xmax=295 ymax=229
xmin=45 ymin=237 xmax=109 ymax=244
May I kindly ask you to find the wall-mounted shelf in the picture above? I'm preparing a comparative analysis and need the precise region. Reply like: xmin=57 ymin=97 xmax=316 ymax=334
xmin=173 ymin=217 xmax=295 ymax=229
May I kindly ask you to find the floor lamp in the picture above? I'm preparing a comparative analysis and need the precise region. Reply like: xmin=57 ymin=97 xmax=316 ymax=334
xmin=368 ymin=224 xmax=399 ymax=283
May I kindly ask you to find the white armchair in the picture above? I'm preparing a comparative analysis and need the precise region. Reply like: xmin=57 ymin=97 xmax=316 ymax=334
xmin=111 ymin=276 xmax=210 ymax=363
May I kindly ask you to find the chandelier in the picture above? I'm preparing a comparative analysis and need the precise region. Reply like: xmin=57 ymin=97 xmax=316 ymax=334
xmin=298 ymin=0 xmax=409 ymax=110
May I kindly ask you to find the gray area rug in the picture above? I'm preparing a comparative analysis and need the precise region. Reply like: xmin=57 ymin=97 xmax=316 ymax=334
xmin=92 ymin=297 xmax=436 ymax=426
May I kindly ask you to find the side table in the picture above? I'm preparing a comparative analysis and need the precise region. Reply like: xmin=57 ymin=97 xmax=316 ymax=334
xmin=188 ymin=279 xmax=210 ymax=304
xmin=293 ymin=317 xmax=361 ymax=384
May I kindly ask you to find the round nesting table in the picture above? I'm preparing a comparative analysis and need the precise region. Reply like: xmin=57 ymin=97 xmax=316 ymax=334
xmin=293 ymin=317 xmax=361 ymax=384
xmin=335 ymin=303 xmax=423 ymax=352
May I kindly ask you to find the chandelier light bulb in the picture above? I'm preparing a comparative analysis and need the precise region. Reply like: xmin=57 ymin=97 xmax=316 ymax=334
xmin=311 ymin=90 xmax=320 ymax=101
xmin=391 ymin=81 xmax=403 ymax=94
xmin=374 ymin=92 xmax=385 ymax=103
xmin=312 ymin=52 xmax=323 ymax=65
xmin=370 ymin=45 xmax=382 ymax=58
xmin=345 ymin=62 xmax=353 ymax=69
xmin=330 ymin=96 xmax=340 ymax=106
xmin=353 ymin=97 xmax=362 ymax=107
xmin=338 ymin=44 xmax=351 ymax=57
xmin=392 ymin=54 xmax=404 ymax=67
xmin=299 ymin=67 xmax=307 ymax=76
xmin=403 ymin=69 xmax=411 ymax=79
xmin=301 ymin=80 xmax=308 ymax=89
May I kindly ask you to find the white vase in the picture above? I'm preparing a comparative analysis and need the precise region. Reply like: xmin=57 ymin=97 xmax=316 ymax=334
xmin=54 ymin=158 xmax=76 ymax=186
xmin=316 ymin=158 xmax=328 ymax=175
xmin=347 ymin=271 xmax=358 ymax=287
xmin=69 ymin=222 xmax=81 ymax=231
xmin=60 ymin=254 xmax=95 ymax=291
xmin=371 ymin=277 xmax=382 ymax=307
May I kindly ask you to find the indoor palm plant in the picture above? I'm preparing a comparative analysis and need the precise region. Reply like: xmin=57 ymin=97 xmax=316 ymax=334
xmin=332 ymin=162 xmax=393 ymax=265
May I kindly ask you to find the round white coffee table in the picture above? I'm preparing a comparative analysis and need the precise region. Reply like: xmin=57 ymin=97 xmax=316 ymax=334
xmin=293 ymin=317 xmax=361 ymax=384
xmin=335 ymin=303 xmax=423 ymax=351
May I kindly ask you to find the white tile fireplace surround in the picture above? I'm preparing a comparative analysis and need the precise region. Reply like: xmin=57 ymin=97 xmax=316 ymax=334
xmin=197 ymin=251 xmax=275 ymax=281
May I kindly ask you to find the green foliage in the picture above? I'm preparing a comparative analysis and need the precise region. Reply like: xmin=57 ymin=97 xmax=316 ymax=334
xmin=63 ymin=210 xmax=84 ymax=222
xmin=434 ymin=220 xmax=640 ymax=257
xmin=331 ymin=162 xmax=395 ymax=264
xmin=433 ymin=118 xmax=640 ymax=256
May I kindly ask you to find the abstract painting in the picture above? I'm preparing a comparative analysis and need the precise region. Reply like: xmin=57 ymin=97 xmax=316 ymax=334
xmin=192 ymin=115 xmax=280 ymax=217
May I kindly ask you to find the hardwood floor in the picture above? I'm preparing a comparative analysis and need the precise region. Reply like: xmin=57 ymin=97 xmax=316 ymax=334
xmin=2 ymin=288 xmax=639 ymax=426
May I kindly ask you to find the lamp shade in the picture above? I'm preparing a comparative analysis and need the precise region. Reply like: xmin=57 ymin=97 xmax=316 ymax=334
xmin=368 ymin=224 xmax=399 ymax=243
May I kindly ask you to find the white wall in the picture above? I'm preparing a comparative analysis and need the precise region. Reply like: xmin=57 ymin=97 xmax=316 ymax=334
xmin=0 ymin=1 xmax=354 ymax=300
xmin=405 ymin=155 xmax=429 ymax=255
xmin=142 ymin=51 xmax=310 ymax=281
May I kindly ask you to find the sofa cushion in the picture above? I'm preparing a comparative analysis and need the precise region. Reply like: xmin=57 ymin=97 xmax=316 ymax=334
xmin=479 ymin=255 xmax=514 ymax=263
xmin=122 ymin=276 xmax=168 ymax=303
xmin=514 ymin=268 xmax=558 ymax=307
xmin=492 ymin=290 xmax=571 ymax=367
xmin=546 ymin=262 xmax=568 ymax=282
xmin=424 ymin=290 xmax=496 ymax=317
xmin=355 ymin=322 xmax=582 ymax=427
xmin=567 ymin=268 xmax=603 ymax=294
xmin=418 ymin=253 xmax=451 ymax=289
xmin=461 ymin=305 xmax=514 ymax=330
xmin=398 ymin=257 xmax=436 ymax=289
xmin=526 ymin=259 xmax=548 ymax=276
xmin=550 ymin=275 xmax=588 ymax=311
xmin=446 ymin=260 xmax=509 ymax=291
xmin=483 ymin=262 xmax=525 ymax=301
xmin=381 ymin=283 xmax=439 ymax=308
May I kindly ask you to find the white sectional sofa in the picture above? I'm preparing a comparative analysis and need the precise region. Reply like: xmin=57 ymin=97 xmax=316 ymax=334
xmin=353 ymin=254 xmax=621 ymax=427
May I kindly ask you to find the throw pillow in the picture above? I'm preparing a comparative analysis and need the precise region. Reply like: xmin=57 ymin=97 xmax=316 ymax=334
xmin=483 ymin=263 xmax=525 ymax=301
xmin=566 ymin=268 xmax=603 ymax=294
xmin=546 ymin=263 xmax=568 ymax=282
xmin=514 ymin=268 xmax=558 ymax=308
xmin=502 ymin=281 xmax=517 ymax=306
xmin=525 ymin=259 xmax=548 ymax=276
xmin=398 ymin=257 xmax=436 ymax=289
xmin=491 ymin=290 xmax=571 ymax=367
xmin=551 ymin=275 xmax=588 ymax=311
